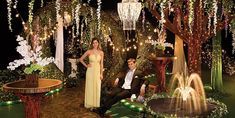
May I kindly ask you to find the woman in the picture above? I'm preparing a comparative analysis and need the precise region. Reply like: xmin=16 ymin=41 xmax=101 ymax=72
xmin=79 ymin=37 xmax=104 ymax=109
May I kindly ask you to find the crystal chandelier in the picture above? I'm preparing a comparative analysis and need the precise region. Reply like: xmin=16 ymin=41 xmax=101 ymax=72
xmin=117 ymin=0 xmax=142 ymax=30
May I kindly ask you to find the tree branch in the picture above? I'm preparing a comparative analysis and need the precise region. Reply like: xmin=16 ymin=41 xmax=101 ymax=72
xmin=204 ymin=15 xmax=235 ymax=43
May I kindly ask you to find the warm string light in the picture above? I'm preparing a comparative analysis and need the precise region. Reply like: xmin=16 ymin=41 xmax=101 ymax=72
xmin=11 ymin=6 xmax=57 ymax=41
xmin=102 ymin=26 xmax=171 ymax=53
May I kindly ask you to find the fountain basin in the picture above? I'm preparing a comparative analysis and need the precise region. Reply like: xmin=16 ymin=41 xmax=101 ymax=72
xmin=145 ymin=97 xmax=228 ymax=118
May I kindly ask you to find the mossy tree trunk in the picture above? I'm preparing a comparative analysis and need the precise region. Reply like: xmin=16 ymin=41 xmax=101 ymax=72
xmin=211 ymin=31 xmax=223 ymax=92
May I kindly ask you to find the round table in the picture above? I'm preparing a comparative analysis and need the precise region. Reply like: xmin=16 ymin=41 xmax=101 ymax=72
xmin=148 ymin=55 xmax=176 ymax=92
xmin=3 ymin=79 xmax=63 ymax=118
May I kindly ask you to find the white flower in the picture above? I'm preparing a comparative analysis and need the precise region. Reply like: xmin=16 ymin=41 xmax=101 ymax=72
xmin=7 ymin=35 xmax=54 ymax=74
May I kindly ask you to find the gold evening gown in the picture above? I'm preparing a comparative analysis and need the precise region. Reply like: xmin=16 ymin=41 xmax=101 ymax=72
xmin=84 ymin=54 xmax=101 ymax=108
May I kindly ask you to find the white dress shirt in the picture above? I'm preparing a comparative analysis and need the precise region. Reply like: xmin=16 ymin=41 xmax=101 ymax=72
xmin=122 ymin=68 xmax=136 ymax=89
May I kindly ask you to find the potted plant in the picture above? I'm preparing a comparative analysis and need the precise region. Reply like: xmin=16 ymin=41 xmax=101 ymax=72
xmin=7 ymin=35 xmax=54 ymax=87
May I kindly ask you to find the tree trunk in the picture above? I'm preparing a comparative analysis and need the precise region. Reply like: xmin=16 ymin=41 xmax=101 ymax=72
xmin=187 ymin=38 xmax=202 ymax=75
xmin=211 ymin=31 xmax=223 ymax=92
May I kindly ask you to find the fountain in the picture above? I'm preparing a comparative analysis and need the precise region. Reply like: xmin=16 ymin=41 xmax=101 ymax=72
xmin=145 ymin=73 xmax=228 ymax=117
xmin=169 ymin=73 xmax=207 ymax=116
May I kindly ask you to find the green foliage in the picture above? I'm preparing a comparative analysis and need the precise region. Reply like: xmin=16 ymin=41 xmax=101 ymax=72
xmin=0 ymin=90 xmax=19 ymax=103
xmin=0 ymin=70 xmax=23 ymax=86
xmin=64 ymin=77 xmax=79 ymax=88
xmin=40 ymin=63 xmax=65 ymax=81
xmin=231 ymin=18 xmax=235 ymax=29
xmin=23 ymin=63 xmax=43 ymax=74
xmin=0 ymin=69 xmax=22 ymax=102
xmin=155 ymin=44 xmax=165 ymax=51
xmin=206 ymin=89 xmax=229 ymax=100
xmin=222 ymin=0 xmax=235 ymax=13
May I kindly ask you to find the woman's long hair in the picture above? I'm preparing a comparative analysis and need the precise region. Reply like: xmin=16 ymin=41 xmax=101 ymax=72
xmin=89 ymin=37 xmax=102 ymax=50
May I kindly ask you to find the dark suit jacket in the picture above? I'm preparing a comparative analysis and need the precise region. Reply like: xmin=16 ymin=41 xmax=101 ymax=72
xmin=116 ymin=70 xmax=149 ymax=94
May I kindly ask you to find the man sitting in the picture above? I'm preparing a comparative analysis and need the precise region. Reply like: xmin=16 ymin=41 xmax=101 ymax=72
xmin=93 ymin=58 xmax=149 ymax=116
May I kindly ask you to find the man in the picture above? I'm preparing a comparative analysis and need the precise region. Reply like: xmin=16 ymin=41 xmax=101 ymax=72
xmin=93 ymin=58 xmax=148 ymax=116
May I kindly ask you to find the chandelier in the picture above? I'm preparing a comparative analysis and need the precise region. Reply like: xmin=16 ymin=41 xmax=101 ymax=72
xmin=117 ymin=0 xmax=142 ymax=30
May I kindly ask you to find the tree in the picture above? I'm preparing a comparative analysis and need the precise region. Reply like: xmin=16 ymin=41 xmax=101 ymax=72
xmin=145 ymin=0 xmax=235 ymax=75
xmin=211 ymin=31 xmax=223 ymax=92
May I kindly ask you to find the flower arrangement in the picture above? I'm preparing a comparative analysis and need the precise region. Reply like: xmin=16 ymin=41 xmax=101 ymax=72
xmin=145 ymin=29 xmax=174 ymax=52
xmin=7 ymin=35 xmax=54 ymax=75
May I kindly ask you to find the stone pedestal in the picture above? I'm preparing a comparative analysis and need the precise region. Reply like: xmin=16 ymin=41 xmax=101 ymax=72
xmin=148 ymin=54 xmax=176 ymax=92
xmin=68 ymin=58 xmax=78 ymax=78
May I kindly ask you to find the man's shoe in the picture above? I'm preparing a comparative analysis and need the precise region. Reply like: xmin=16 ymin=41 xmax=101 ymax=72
xmin=92 ymin=108 xmax=105 ymax=117
xmin=91 ymin=108 xmax=100 ymax=113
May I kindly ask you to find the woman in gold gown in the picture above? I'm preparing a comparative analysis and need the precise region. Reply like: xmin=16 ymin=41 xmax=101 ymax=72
xmin=79 ymin=37 xmax=104 ymax=108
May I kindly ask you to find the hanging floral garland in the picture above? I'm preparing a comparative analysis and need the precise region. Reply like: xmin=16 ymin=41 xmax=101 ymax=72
xmin=224 ymin=14 xmax=228 ymax=37
xmin=208 ymin=14 xmax=211 ymax=32
xmin=159 ymin=0 xmax=166 ymax=33
xmin=41 ymin=0 xmax=44 ymax=7
xmin=212 ymin=0 xmax=217 ymax=35
xmin=142 ymin=9 xmax=145 ymax=31
xmin=13 ymin=0 xmax=18 ymax=9
xmin=87 ymin=0 xmax=91 ymax=4
xmin=56 ymin=0 xmax=61 ymax=19
xmin=75 ymin=3 xmax=81 ymax=36
xmin=28 ymin=0 xmax=35 ymax=33
xmin=188 ymin=0 xmax=194 ymax=33
xmin=6 ymin=0 xmax=13 ymax=32
xmin=231 ymin=20 xmax=235 ymax=54
xmin=97 ymin=0 xmax=102 ymax=35
xmin=89 ymin=7 xmax=94 ymax=38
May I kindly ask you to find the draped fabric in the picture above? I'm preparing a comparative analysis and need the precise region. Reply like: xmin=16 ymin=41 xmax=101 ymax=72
xmin=172 ymin=35 xmax=188 ymax=75
xmin=55 ymin=16 xmax=64 ymax=72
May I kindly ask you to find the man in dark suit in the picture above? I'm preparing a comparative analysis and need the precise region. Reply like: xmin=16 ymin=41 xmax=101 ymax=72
xmin=93 ymin=58 xmax=148 ymax=116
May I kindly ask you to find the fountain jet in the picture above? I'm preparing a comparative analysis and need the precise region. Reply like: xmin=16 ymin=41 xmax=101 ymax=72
xmin=170 ymin=73 xmax=207 ymax=115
